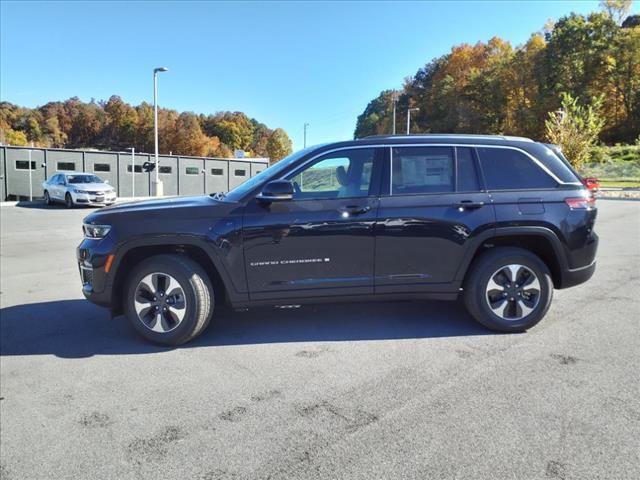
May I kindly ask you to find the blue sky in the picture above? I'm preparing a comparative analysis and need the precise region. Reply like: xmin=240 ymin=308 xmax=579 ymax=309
xmin=2 ymin=0 xmax=636 ymax=150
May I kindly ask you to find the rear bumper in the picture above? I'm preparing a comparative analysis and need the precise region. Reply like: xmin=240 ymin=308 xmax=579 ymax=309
xmin=559 ymin=259 xmax=596 ymax=289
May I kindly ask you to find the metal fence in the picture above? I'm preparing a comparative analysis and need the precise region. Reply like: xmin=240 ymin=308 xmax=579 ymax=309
xmin=0 ymin=146 xmax=269 ymax=201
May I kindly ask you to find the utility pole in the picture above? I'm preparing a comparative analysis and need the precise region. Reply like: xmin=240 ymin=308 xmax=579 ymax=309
xmin=406 ymin=108 xmax=420 ymax=135
xmin=392 ymin=92 xmax=398 ymax=135
xmin=153 ymin=67 xmax=168 ymax=196
xmin=303 ymin=123 xmax=309 ymax=148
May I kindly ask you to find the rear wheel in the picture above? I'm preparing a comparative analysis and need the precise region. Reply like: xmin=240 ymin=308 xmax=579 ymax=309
xmin=463 ymin=247 xmax=553 ymax=332
xmin=124 ymin=254 xmax=213 ymax=345
xmin=65 ymin=193 xmax=74 ymax=208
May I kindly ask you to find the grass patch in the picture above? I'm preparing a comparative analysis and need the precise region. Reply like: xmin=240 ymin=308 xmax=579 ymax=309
xmin=599 ymin=180 xmax=640 ymax=188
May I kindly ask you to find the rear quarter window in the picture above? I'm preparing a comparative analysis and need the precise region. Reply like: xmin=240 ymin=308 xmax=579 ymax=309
xmin=477 ymin=147 xmax=557 ymax=190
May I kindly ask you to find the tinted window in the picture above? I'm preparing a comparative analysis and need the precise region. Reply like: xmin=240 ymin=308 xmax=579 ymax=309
xmin=127 ymin=165 xmax=143 ymax=173
xmin=16 ymin=160 xmax=36 ymax=170
xmin=211 ymin=168 xmax=224 ymax=176
xmin=478 ymin=148 xmax=557 ymax=190
xmin=234 ymin=169 xmax=246 ymax=176
xmin=456 ymin=147 xmax=480 ymax=192
xmin=185 ymin=166 xmax=200 ymax=175
xmin=159 ymin=166 xmax=172 ymax=174
xmin=57 ymin=162 xmax=76 ymax=171
xmin=93 ymin=163 xmax=110 ymax=172
xmin=392 ymin=146 xmax=454 ymax=194
xmin=288 ymin=148 xmax=375 ymax=200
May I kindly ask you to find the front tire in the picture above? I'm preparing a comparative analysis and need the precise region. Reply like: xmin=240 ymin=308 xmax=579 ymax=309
xmin=124 ymin=254 xmax=213 ymax=345
xmin=65 ymin=193 xmax=74 ymax=208
xmin=44 ymin=190 xmax=51 ymax=205
xmin=463 ymin=247 xmax=553 ymax=332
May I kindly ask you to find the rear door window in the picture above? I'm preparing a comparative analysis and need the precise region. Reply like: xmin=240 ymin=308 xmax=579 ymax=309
xmin=477 ymin=147 xmax=557 ymax=190
xmin=392 ymin=146 xmax=454 ymax=195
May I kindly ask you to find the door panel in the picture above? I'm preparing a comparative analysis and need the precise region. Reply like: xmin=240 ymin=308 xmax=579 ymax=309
xmin=243 ymin=197 xmax=378 ymax=299
xmin=375 ymin=192 xmax=494 ymax=292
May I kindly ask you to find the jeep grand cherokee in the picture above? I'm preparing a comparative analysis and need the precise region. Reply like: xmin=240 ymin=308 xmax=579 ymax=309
xmin=77 ymin=134 xmax=598 ymax=345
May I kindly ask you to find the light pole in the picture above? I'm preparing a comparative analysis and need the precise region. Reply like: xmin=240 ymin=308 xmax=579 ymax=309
xmin=406 ymin=107 xmax=419 ymax=135
xmin=392 ymin=92 xmax=398 ymax=135
xmin=303 ymin=123 xmax=309 ymax=148
xmin=127 ymin=147 xmax=135 ymax=198
xmin=153 ymin=66 xmax=168 ymax=196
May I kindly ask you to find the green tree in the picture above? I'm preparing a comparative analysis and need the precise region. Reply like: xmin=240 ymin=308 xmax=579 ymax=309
xmin=545 ymin=93 xmax=606 ymax=167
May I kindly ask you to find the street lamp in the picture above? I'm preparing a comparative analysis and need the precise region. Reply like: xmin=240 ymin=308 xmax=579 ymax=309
xmin=153 ymin=66 xmax=169 ymax=196
xmin=406 ymin=107 xmax=419 ymax=135
xmin=392 ymin=92 xmax=398 ymax=135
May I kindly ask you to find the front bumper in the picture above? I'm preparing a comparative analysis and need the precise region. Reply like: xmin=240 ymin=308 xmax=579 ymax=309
xmin=77 ymin=235 xmax=117 ymax=309
xmin=73 ymin=192 xmax=117 ymax=206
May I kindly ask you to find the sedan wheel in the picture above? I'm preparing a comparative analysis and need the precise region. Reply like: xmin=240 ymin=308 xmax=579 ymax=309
xmin=65 ymin=193 xmax=74 ymax=208
xmin=44 ymin=190 xmax=51 ymax=205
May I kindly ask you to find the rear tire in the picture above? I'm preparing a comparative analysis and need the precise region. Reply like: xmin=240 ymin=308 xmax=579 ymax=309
xmin=463 ymin=247 xmax=553 ymax=332
xmin=124 ymin=254 xmax=213 ymax=345
xmin=65 ymin=193 xmax=74 ymax=208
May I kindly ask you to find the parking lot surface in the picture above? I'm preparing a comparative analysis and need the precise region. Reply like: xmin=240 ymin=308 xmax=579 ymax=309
xmin=1 ymin=200 xmax=639 ymax=480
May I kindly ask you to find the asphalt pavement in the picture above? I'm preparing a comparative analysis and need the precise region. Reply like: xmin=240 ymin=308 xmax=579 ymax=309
xmin=1 ymin=199 xmax=639 ymax=479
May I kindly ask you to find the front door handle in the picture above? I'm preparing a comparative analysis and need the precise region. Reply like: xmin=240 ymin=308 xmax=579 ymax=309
xmin=453 ymin=200 xmax=485 ymax=210
xmin=338 ymin=205 xmax=371 ymax=216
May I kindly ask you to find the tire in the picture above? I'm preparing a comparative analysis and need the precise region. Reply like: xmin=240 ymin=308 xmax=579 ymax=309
xmin=44 ymin=190 xmax=51 ymax=205
xmin=463 ymin=247 xmax=553 ymax=332
xmin=124 ymin=254 xmax=214 ymax=345
xmin=65 ymin=192 xmax=74 ymax=208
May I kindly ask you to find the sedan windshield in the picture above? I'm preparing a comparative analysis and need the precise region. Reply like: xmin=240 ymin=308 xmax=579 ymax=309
xmin=67 ymin=175 xmax=103 ymax=184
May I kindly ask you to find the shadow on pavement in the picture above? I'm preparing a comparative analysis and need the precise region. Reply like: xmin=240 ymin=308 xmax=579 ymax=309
xmin=0 ymin=298 xmax=493 ymax=358
xmin=13 ymin=201 xmax=98 ymax=210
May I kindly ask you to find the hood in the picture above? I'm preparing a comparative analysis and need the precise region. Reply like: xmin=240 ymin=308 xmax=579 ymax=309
xmin=83 ymin=195 xmax=232 ymax=225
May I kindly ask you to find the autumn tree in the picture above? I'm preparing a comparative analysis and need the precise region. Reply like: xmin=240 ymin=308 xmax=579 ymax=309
xmin=266 ymin=128 xmax=293 ymax=161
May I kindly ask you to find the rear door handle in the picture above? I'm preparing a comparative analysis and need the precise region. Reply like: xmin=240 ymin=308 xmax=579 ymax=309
xmin=338 ymin=205 xmax=371 ymax=215
xmin=453 ymin=200 xmax=485 ymax=210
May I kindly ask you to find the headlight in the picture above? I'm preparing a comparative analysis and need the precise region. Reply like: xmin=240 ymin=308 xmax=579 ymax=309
xmin=83 ymin=224 xmax=111 ymax=239
xmin=74 ymin=189 xmax=89 ymax=194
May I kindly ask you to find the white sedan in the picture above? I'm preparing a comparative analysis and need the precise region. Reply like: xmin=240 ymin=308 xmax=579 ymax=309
xmin=42 ymin=172 xmax=117 ymax=208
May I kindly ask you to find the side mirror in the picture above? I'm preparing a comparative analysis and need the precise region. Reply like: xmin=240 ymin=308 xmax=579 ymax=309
xmin=257 ymin=180 xmax=294 ymax=202
xmin=105 ymin=180 xmax=110 ymax=184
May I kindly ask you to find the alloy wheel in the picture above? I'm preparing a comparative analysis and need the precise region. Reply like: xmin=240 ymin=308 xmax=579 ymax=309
xmin=134 ymin=272 xmax=187 ymax=333
xmin=485 ymin=264 xmax=541 ymax=320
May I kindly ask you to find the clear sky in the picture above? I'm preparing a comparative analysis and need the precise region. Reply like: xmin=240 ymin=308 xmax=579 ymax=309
xmin=1 ymin=0 xmax=636 ymax=150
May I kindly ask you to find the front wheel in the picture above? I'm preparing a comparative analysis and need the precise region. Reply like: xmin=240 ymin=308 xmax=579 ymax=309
xmin=463 ymin=247 xmax=553 ymax=332
xmin=124 ymin=254 xmax=214 ymax=345
xmin=65 ymin=193 xmax=74 ymax=208
xmin=44 ymin=190 xmax=51 ymax=205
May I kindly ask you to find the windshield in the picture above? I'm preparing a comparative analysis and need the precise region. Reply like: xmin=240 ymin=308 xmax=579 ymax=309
xmin=223 ymin=146 xmax=322 ymax=202
xmin=67 ymin=174 xmax=103 ymax=184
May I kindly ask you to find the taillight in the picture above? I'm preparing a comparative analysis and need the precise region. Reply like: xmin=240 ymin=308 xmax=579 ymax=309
xmin=565 ymin=197 xmax=596 ymax=209
xmin=582 ymin=177 xmax=600 ymax=191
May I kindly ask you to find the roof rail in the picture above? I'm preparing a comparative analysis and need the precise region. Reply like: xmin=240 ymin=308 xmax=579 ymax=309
xmin=359 ymin=133 xmax=534 ymax=142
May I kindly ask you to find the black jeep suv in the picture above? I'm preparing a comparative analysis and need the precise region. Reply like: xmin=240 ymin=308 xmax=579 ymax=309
xmin=78 ymin=134 xmax=598 ymax=345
